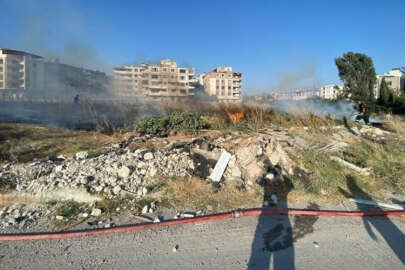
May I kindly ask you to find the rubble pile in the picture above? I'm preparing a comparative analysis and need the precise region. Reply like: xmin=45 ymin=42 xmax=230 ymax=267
xmin=1 ymin=147 xmax=195 ymax=199
xmin=0 ymin=132 xmax=297 ymax=202
xmin=0 ymin=204 xmax=45 ymax=229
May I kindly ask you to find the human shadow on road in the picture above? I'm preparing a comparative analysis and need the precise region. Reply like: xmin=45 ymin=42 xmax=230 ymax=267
xmin=247 ymin=167 xmax=320 ymax=270
xmin=339 ymin=175 xmax=405 ymax=265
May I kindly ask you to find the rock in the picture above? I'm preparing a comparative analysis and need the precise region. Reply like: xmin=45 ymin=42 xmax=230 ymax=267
xmin=264 ymin=173 xmax=275 ymax=181
xmin=206 ymin=205 xmax=213 ymax=211
xmin=143 ymin=152 xmax=154 ymax=160
xmin=118 ymin=166 xmax=131 ymax=178
xmin=91 ymin=208 xmax=102 ymax=217
xmin=81 ymin=213 xmax=89 ymax=218
xmin=55 ymin=215 xmax=64 ymax=220
xmin=172 ymin=245 xmax=179 ymax=252
xmin=142 ymin=187 xmax=148 ymax=196
xmin=141 ymin=205 xmax=149 ymax=214
xmin=263 ymin=200 xmax=270 ymax=207
xmin=112 ymin=185 xmax=121 ymax=195
xmin=153 ymin=217 xmax=161 ymax=223
xmin=75 ymin=151 xmax=89 ymax=160
xmin=313 ymin=241 xmax=319 ymax=248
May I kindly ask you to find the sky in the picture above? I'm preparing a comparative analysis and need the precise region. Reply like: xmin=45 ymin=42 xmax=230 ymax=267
xmin=0 ymin=0 xmax=404 ymax=95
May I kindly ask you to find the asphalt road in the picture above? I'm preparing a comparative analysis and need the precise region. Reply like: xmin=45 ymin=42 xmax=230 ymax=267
xmin=0 ymin=214 xmax=404 ymax=270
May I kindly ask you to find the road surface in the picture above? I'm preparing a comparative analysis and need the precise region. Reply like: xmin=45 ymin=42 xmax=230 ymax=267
xmin=0 ymin=214 xmax=404 ymax=269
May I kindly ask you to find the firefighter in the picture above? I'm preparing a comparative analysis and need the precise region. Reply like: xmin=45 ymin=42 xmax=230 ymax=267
xmin=355 ymin=101 xmax=370 ymax=125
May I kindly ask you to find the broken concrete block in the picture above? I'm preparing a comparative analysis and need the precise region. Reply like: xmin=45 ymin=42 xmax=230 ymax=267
xmin=91 ymin=208 xmax=102 ymax=217
xmin=208 ymin=150 xmax=232 ymax=182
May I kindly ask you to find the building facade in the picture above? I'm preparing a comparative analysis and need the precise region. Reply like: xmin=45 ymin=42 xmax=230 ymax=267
xmin=0 ymin=48 xmax=109 ymax=100
xmin=113 ymin=59 xmax=195 ymax=99
xmin=202 ymin=67 xmax=242 ymax=102
xmin=0 ymin=49 xmax=44 ymax=98
xmin=318 ymin=84 xmax=343 ymax=100
xmin=375 ymin=68 xmax=405 ymax=97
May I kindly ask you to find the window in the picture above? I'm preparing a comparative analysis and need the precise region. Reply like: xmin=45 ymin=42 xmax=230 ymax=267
xmin=216 ymin=80 xmax=219 ymax=83
xmin=0 ymin=67 xmax=3 ymax=72
xmin=179 ymin=69 xmax=186 ymax=73
xmin=163 ymin=68 xmax=167 ymax=72
xmin=222 ymin=80 xmax=224 ymax=83
xmin=151 ymin=75 xmax=158 ymax=79
xmin=221 ymin=86 xmax=225 ymax=90
xmin=134 ymin=69 xmax=138 ymax=72
xmin=171 ymin=89 xmax=177 ymax=92
xmin=221 ymin=91 xmax=225 ymax=96
xmin=0 ymin=59 xmax=3 ymax=64
xmin=180 ymin=76 xmax=185 ymax=80
xmin=152 ymin=67 xmax=158 ymax=72
xmin=0 ymin=74 xmax=2 ymax=80
xmin=180 ymin=89 xmax=186 ymax=94
xmin=171 ymin=69 xmax=175 ymax=72
xmin=216 ymin=86 xmax=219 ymax=89
xmin=228 ymin=86 xmax=231 ymax=90
xmin=0 ymin=82 xmax=3 ymax=88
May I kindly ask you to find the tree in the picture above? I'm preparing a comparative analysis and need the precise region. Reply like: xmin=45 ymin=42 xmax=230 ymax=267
xmin=378 ymin=78 xmax=390 ymax=106
xmin=335 ymin=52 xmax=377 ymax=103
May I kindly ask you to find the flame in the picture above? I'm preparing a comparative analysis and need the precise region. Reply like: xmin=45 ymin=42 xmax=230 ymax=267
xmin=225 ymin=109 xmax=244 ymax=124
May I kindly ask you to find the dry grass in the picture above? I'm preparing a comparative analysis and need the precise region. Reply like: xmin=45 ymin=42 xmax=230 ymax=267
xmin=160 ymin=177 xmax=263 ymax=212
xmin=383 ymin=115 xmax=405 ymax=135
xmin=0 ymin=123 xmax=119 ymax=164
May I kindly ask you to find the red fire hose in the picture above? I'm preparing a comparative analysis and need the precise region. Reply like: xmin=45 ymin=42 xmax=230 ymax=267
xmin=1 ymin=208 xmax=404 ymax=241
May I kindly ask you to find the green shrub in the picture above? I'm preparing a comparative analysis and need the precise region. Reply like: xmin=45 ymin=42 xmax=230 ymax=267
xmin=134 ymin=111 xmax=207 ymax=136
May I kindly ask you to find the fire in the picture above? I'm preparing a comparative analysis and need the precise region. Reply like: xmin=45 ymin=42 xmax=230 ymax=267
xmin=225 ymin=109 xmax=244 ymax=124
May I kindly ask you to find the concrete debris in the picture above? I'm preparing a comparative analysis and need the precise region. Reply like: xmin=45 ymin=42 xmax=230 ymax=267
xmin=55 ymin=215 xmax=64 ymax=220
xmin=330 ymin=156 xmax=371 ymax=176
xmin=91 ymin=208 xmax=102 ymax=217
xmin=313 ymin=241 xmax=320 ymax=248
xmin=141 ymin=205 xmax=149 ymax=214
xmin=208 ymin=150 xmax=232 ymax=182
xmin=182 ymin=212 xmax=196 ymax=218
xmin=74 ymin=151 xmax=89 ymax=160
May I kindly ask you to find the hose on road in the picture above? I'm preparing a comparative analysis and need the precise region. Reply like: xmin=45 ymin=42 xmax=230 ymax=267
xmin=1 ymin=208 xmax=404 ymax=241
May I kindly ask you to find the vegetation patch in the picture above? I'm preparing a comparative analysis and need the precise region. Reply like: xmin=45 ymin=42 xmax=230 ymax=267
xmin=134 ymin=111 xmax=208 ymax=136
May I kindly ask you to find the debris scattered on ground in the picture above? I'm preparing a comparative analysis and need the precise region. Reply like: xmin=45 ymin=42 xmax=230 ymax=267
xmin=330 ymin=156 xmax=371 ymax=176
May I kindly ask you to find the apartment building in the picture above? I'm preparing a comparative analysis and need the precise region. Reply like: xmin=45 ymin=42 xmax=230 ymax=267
xmin=318 ymin=84 xmax=343 ymax=100
xmin=0 ymin=49 xmax=44 ymax=97
xmin=374 ymin=68 xmax=405 ymax=97
xmin=0 ymin=48 xmax=109 ymax=99
xmin=202 ymin=67 xmax=242 ymax=102
xmin=113 ymin=59 xmax=195 ymax=99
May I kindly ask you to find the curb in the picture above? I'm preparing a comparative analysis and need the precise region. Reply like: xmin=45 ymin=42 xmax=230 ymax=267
xmin=1 ymin=208 xmax=404 ymax=241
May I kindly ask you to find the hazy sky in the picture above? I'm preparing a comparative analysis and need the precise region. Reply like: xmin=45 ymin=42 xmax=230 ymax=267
xmin=0 ymin=0 xmax=404 ymax=94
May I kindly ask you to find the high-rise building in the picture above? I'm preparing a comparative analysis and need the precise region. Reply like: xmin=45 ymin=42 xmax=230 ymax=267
xmin=202 ymin=67 xmax=242 ymax=102
xmin=113 ymin=59 xmax=195 ymax=100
